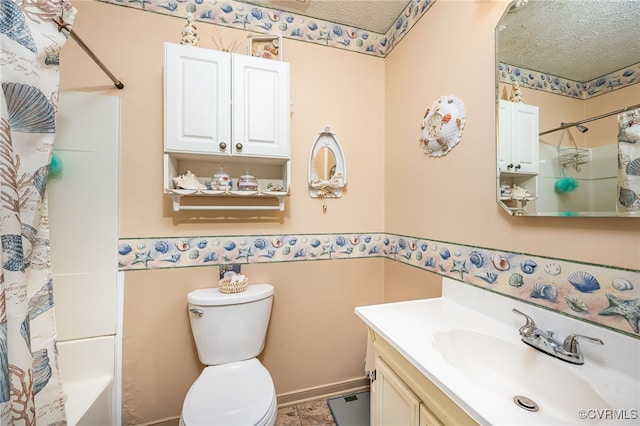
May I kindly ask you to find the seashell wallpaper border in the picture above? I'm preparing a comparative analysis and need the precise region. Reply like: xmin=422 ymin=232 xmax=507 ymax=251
xmin=96 ymin=0 xmax=435 ymax=58
xmin=498 ymin=62 xmax=639 ymax=100
xmin=118 ymin=232 xmax=640 ymax=338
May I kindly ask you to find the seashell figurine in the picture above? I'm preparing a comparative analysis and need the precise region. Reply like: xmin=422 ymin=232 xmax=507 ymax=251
xmin=567 ymin=271 xmax=600 ymax=293
xmin=172 ymin=170 xmax=205 ymax=190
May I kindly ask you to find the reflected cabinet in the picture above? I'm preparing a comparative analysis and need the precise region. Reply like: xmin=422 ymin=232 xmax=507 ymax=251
xmin=498 ymin=100 xmax=539 ymax=174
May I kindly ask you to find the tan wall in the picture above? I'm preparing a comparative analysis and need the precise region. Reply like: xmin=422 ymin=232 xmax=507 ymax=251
xmin=58 ymin=0 xmax=639 ymax=424
xmin=517 ymin=84 xmax=639 ymax=149
xmin=122 ymin=259 xmax=383 ymax=423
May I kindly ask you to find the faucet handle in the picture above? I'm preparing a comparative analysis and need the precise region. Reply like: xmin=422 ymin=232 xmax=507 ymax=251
xmin=562 ymin=334 xmax=604 ymax=354
xmin=512 ymin=308 xmax=536 ymax=337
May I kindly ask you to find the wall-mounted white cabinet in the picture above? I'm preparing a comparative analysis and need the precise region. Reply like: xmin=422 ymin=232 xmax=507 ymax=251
xmin=163 ymin=42 xmax=291 ymax=211
xmin=498 ymin=100 xmax=539 ymax=174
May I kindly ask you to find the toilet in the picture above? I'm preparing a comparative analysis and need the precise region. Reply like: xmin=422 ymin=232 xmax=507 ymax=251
xmin=180 ymin=284 xmax=277 ymax=426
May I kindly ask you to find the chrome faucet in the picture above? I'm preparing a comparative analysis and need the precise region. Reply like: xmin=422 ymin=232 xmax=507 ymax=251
xmin=512 ymin=309 xmax=603 ymax=365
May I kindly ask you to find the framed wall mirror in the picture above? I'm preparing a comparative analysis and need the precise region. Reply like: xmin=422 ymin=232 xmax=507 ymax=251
xmin=308 ymin=125 xmax=346 ymax=199
xmin=495 ymin=0 xmax=640 ymax=217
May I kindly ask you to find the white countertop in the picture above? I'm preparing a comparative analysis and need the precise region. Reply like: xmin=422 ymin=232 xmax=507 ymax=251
xmin=355 ymin=278 xmax=640 ymax=426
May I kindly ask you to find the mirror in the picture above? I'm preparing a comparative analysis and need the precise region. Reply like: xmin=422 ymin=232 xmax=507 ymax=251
xmin=495 ymin=0 xmax=640 ymax=217
xmin=308 ymin=125 xmax=346 ymax=199
xmin=313 ymin=147 xmax=337 ymax=181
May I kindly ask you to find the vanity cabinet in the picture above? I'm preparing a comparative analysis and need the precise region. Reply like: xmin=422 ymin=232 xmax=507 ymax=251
xmin=498 ymin=100 xmax=539 ymax=174
xmin=375 ymin=357 xmax=422 ymax=425
xmin=369 ymin=329 xmax=477 ymax=426
xmin=163 ymin=42 xmax=291 ymax=211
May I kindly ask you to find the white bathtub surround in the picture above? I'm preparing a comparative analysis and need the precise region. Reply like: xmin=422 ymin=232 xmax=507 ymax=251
xmin=50 ymin=91 xmax=121 ymax=425
xmin=356 ymin=278 xmax=639 ymax=425
xmin=58 ymin=336 xmax=115 ymax=425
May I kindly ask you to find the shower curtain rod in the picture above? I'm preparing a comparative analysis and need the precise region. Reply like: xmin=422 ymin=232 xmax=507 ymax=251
xmin=539 ymin=103 xmax=640 ymax=136
xmin=69 ymin=31 xmax=124 ymax=89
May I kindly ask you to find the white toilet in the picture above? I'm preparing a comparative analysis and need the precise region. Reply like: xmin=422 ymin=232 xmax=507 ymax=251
xmin=180 ymin=284 xmax=277 ymax=426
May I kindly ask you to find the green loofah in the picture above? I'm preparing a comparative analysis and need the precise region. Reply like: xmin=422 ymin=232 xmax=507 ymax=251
xmin=554 ymin=169 xmax=578 ymax=193
xmin=49 ymin=153 xmax=63 ymax=178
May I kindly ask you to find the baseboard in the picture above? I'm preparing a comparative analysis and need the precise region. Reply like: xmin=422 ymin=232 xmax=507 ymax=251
xmin=136 ymin=417 xmax=179 ymax=426
xmin=277 ymin=377 xmax=370 ymax=408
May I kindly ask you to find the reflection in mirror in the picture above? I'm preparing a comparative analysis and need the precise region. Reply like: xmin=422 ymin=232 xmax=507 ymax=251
xmin=308 ymin=125 xmax=346 ymax=205
xmin=496 ymin=0 xmax=640 ymax=217
xmin=313 ymin=147 xmax=336 ymax=181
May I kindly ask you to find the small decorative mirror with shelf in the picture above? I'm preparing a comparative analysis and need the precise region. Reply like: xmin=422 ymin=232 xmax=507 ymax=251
xmin=308 ymin=125 xmax=346 ymax=199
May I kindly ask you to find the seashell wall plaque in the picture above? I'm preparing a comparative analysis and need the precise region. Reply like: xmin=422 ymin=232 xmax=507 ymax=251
xmin=419 ymin=95 xmax=466 ymax=157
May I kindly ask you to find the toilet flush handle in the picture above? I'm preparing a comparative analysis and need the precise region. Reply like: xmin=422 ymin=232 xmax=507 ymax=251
xmin=189 ymin=308 xmax=203 ymax=317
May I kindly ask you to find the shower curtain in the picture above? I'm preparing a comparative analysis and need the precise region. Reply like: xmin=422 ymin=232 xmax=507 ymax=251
xmin=1 ymin=0 xmax=76 ymax=423
xmin=617 ymin=108 xmax=640 ymax=213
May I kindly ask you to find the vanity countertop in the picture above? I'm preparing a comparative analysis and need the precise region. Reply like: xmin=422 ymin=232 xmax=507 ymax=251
xmin=355 ymin=278 xmax=640 ymax=426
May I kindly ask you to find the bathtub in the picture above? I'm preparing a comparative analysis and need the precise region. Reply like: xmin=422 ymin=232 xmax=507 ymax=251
xmin=58 ymin=336 xmax=116 ymax=426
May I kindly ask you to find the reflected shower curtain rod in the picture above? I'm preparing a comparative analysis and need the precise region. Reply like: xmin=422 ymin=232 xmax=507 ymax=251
xmin=539 ymin=103 xmax=640 ymax=136
xmin=69 ymin=31 xmax=124 ymax=89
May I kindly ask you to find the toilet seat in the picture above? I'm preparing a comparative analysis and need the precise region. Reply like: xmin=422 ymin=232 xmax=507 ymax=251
xmin=181 ymin=358 xmax=276 ymax=426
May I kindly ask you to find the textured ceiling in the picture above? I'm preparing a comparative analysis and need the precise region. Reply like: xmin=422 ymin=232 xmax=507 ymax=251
xmin=497 ymin=0 xmax=640 ymax=82
xmin=240 ymin=0 xmax=639 ymax=83
xmin=241 ymin=0 xmax=411 ymax=33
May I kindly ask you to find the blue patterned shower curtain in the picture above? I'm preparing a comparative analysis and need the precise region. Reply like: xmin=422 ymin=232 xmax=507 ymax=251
xmin=618 ymin=108 xmax=640 ymax=213
xmin=1 ymin=0 xmax=76 ymax=423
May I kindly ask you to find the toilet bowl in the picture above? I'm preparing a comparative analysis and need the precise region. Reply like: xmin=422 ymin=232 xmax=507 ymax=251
xmin=180 ymin=358 xmax=277 ymax=426
xmin=181 ymin=284 xmax=276 ymax=426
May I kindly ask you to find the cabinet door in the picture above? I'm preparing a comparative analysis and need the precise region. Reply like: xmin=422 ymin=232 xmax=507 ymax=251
xmin=419 ymin=403 xmax=444 ymax=426
xmin=232 ymin=54 xmax=290 ymax=158
xmin=375 ymin=357 xmax=420 ymax=426
xmin=511 ymin=102 xmax=539 ymax=173
xmin=498 ymin=100 xmax=539 ymax=173
xmin=164 ymin=43 xmax=231 ymax=154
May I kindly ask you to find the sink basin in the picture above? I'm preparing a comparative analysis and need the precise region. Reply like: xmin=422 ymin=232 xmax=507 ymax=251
xmin=432 ymin=329 xmax=615 ymax=424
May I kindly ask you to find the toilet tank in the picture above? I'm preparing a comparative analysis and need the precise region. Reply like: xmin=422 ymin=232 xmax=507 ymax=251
xmin=187 ymin=284 xmax=274 ymax=365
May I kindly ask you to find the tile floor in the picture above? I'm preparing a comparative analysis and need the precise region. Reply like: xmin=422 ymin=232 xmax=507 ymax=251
xmin=276 ymin=399 xmax=336 ymax=426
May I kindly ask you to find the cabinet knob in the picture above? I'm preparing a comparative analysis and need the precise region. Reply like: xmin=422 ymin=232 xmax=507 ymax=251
xmin=515 ymin=164 xmax=521 ymax=170
xmin=219 ymin=142 xmax=227 ymax=150
xmin=235 ymin=143 xmax=243 ymax=152
xmin=507 ymin=163 xmax=514 ymax=169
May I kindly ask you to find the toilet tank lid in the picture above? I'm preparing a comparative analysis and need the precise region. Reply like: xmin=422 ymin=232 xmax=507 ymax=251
xmin=188 ymin=283 xmax=274 ymax=306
